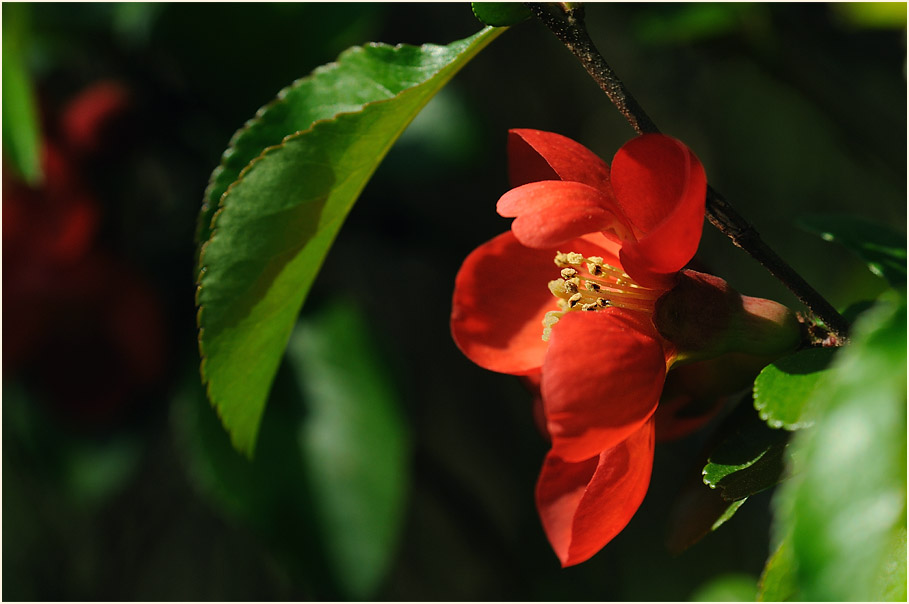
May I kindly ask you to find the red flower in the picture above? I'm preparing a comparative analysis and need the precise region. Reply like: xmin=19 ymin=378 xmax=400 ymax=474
xmin=451 ymin=130 xmax=797 ymax=566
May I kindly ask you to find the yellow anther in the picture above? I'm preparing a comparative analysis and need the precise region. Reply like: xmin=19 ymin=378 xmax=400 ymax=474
xmin=541 ymin=310 xmax=564 ymax=341
xmin=548 ymin=279 xmax=569 ymax=298
xmin=543 ymin=250 xmax=661 ymax=339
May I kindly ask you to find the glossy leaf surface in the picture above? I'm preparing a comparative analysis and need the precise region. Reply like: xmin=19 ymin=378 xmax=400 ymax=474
xmin=702 ymin=401 xmax=789 ymax=501
xmin=196 ymin=27 xmax=504 ymax=454
xmin=771 ymin=292 xmax=907 ymax=600
xmin=752 ymin=347 xmax=837 ymax=430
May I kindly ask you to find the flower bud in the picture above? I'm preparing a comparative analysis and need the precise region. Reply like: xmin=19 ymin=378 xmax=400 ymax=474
xmin=653 ymin=270 xmax=800 ymax=364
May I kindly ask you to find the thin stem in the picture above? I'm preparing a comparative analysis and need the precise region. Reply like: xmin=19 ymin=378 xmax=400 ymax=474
xmin=525 ymin=2 xmax=850 ymax=342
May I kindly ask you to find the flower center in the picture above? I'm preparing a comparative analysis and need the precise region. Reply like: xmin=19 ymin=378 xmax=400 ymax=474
xmin=541 ymin=252 xmax=660 ymax=341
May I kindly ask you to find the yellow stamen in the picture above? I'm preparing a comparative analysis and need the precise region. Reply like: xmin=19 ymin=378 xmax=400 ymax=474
xmin=541 ymin=251 xmax=661 ymax=340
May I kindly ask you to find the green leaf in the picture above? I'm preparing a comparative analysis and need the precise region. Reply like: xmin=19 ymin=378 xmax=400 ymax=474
xmin=195 ymin=26 xmax=504 ymax=455
xmin=288 ymin=302 xmax=410 ymax=600
xmin=703 ymin=400 xmax=790 ymax=501
xmin=690 ymin=572 xmax=757 ymax=601
xmin=799 ymin=214 xmax=907 ymax=288
xmin=2 ymin=3 xmax=43 ymax=185
xmin=666 ymin=475 xmax=748 ymax=554
xmin=471 ymin=2 xmax=532 ymax=27
xmin=711 ymin=497 xmax=747 ymax=531
xmin=771 ymin=292 xmax=907 ymax=601
xmin=174 ymin=303 xmax=409 ymax=599
xmin=757 ymin=535 xmax=798 ymax=602
xmin=753 ymin=347 xmax=837 ymax=430
xmin=195 ymin=25 xmax=503 ymax=247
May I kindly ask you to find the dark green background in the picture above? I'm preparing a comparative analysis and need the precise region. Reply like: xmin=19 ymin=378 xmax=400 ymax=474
xmin=3 ymin=3 xmax=905 ymax=600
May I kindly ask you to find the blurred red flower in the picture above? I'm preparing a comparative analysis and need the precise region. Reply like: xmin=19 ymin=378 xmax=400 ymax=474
xmin=3 ymin=81 xmax=166 ymax=424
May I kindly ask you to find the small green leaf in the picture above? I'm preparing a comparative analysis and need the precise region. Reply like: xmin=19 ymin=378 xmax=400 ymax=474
xmin=2 ymin=3 xmax=43 ymax=185
xmin=703 ymin=400 xmax=790 ymax=501
xmin=758 ymin=535 xmax=798 ymax=602
xmin=666 ymin=476 xmax=748 ymax=554
xmin=772 ymin=292 xmax=907 ymax=601
xmin=753 ymin=347 xmax=837 ymax=430
xmin=799 ymin=214 xmax=907 ymax=288
xmin=471 ymin=2 xmax=532 ymax=27
xmin=196 ymin=27 xmax=504 ymax=455
xmin=288 ymin=302 xmax=409 ymax=600
xmin=711 ymin=498 xmax=747 ymax=531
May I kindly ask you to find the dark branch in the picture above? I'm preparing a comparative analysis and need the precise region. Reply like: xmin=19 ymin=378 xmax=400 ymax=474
xmin=525 ymin=2 xmax=850 ymax=342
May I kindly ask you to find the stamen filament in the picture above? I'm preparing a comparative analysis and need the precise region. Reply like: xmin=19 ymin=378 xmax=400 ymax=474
xmin=542 ymin=250 xmax=661 ymax=340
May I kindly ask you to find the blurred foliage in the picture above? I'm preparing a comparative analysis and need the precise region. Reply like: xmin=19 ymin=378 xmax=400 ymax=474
xmin=770 ymin=292 xmax=907 ymax=601
xmin=799 ymin=214 xmax=907 ymax=288
xmin=2 ymin=3 xmax=43 ymax=183
xmin=3 ymin=3 xmax=906 ymax=601
xmin=690 ymin=571 xmax=758 ymax=601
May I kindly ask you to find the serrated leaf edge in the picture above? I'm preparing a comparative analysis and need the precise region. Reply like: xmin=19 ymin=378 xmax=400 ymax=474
xmin=195 ymin=30 xmax=496 ymax=248
xmin=194 ymin=26 xmax=503 ymax=455
xmin=702 ymin=448 xmax=771 ymax=488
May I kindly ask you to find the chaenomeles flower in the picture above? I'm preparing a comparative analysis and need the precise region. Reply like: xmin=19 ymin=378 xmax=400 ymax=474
xmin=450 ymin=129 xmax=800 ymax=566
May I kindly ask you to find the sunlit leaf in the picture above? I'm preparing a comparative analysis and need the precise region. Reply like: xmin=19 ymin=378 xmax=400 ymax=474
xmin=799 ymin=214 xmax=907 ymax=288
xmin=753 ymin=347 xmax=837 ymax=430
xmin=771 ymin=292 xmax=907 ymax=601
xmin=703 ymin=400 xmax=790 ymax=501
xmin=195 ymin=27 xmax=504 ymax=455
xmin=195 ymin=25 xmax=503 ymax=247
xmin=288 ymin=302 xmax=409 ymax=600
xmin=2 ymin=3 xmax=43 ymax=185
xmin=471 ymin=2 xmax=532 ymax=27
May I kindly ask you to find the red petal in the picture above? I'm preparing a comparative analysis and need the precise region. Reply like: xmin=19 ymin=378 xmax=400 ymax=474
xmin=536 ymin=417 xmax=655 ymax=566
xmin=508 ymin=129 xmax=612 ymax=190
xmin=497 ymin=180 xmax=633 ymax=249
xmin=451 ymin=232 xmax=559 ymax=375
xmin=451 ymin=232 xmax=620 ymax=375
xmin=541 ymin=309 xmax=665 ymax=462
xmin=610 ymin=134 xmax=706 ymax=287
